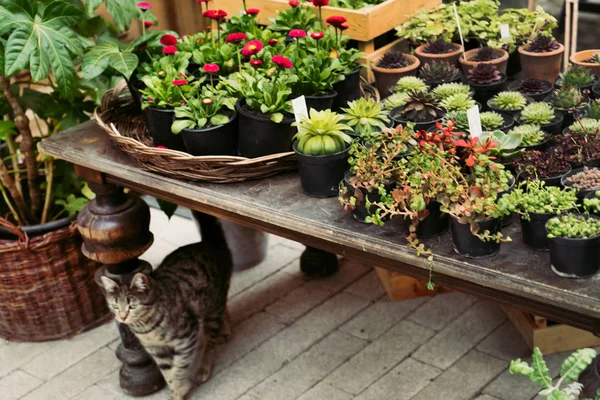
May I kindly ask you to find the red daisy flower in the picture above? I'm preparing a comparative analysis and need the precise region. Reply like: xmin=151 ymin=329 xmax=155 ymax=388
xmin=160 ymin=34 xmax=178 ymax=46
xmin=172 ymin=79 xmax=187 ymax=86
xmin=250 ymin=59 xmax=263 ymax=67
xmin=271 ymin=55 xmax=293 ymax=69
xmin=246 ymin=8 xmax=260 ymax=15
xmin=267 ymin=39 xmax=278 ymax=45
xmin=156 ymin=145 xmax=167 ymax=149
xmin=137 ymin=2 xmax=152 ymax=10
xmin=326 ymin=15 xmax=346 ymax=26
xmin=203 ymin=63 xmax=220 ymax=73
xmin=241 ymin=40 xmax=264 ymax=57
xmin=339 ymin=23 xmax=349 ymax=31
xmin=226 ymin=32 xmax=247 ymax=43
xmin=203 ymin=9 xmax=227 ymax=19
xmin=144 ymin=21 xmax=153 ymax=27
xmin=202 ymin=98 xmax=213 ymax=105
xmin=289 ymin=0 xmax=299 ymax=6
xmin=310 ymin=32 xmax=324 ymax=40
xmin=312 ymin=0 xmax=328 ymax=6
xmin=162 ymin=45 xmax=177 ymax=55
xmin=289 ymin=29 xmax=306 ymax=38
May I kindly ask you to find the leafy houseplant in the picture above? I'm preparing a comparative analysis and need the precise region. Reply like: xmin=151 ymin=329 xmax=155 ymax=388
xmin=390 ymin=90 xmax=445 ymax=130
xmin=371 ymin=51 xmax=419 ymax=98
xmin=293 ymin=53 xmax=344 ymax=111
xmin=518 ymin=34 xmax=564 ymax=83
xmin=509 ymin=78 xmax=554 ymax=101
xmin=488 ymin=91 xmax=528 ymax=116
xmin=341 ymin=98 xmax=390 ymax=138
xmin=518 ymin=102 xmax=562 ymax=134
xmin=466 ymin=63 xmax=507 ymax=105
xmin=419 ymin=62 xmax=462 ymax=87
xmin=293 ymin=109 xmax=353 ymax=197
xmin=557 ymin=65 xmax=596 ymax=90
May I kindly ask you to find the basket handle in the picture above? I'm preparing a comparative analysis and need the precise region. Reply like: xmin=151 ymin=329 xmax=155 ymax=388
xmin=0 ymin=215 xmax=29 ymax=248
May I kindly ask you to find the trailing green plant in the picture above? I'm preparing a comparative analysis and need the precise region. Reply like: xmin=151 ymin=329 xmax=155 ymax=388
xmin=549 ymin=86 xmax=587 ymax=110
xmin=432 ymin=82 xmax=472 ymax=101
xmin=558 ymin=65 xmax=596 ymax=88
xmin=171 ymin=88 xmax=236 ymax=133
xmin=489 ymin=91 xmax=528 ymax=110
xmin=568 ymin=118 xmax=600 ymax=134
xmin=422 ymin=39 xmax=456 ymax=54
xmin=510 ymin=347 xmax=598 ymax=399
xmin=391 ymin=77 xmax=427 ymax=94
xmin=470 ymin=47 xmax=501 ymax=62
xmin=376 ymin=51 xmax=412 ymax=69
xmin=480 ymin=111 xmax=505 ymax=130
xmin=440 ymin=93 xmax=476 ymax=113
xmin=293 ymin=109 xmax=353 ymax=155
xmin=383 ymin=92 xmax=410 ymax=111
xmin=516 ymin=78 xmax=552 ymax=95
xmin=509 ymin=124 xmax=545 ymax=146
xmin=140 ymin=74 xmax=201 ymax=109
xmin=586 ymin=99 xmax=600 ymax=120
xmin=565 ymin=167 xmax=600 ymax=190
xmin=395 ymin=90 xmax=444 ymax=122
xmin=341 ymin=98 xmax=390 ymax=136
xmin=502 ymin=180 xmax=577 ymax=218
xmin=519 ymin=102 xmax=556 ymax=125
xmin=419 ymin=61 xmax=461 ymax=83
xmin=524 ymin=34 xmax=561 ymax=53
xmin=467 ymin=63 xmax=502 ymax=85
xmin=547 ymin=214 xmax=600 ymax=239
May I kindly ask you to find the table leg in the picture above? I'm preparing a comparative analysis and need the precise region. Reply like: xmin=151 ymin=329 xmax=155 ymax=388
xmin=77 ymin=182 xmax=165 ymax=396
xmin=300 ymin=247 xmax=339 ymax=277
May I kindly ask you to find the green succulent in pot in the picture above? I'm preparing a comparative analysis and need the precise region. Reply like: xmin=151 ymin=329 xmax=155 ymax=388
xmin=293 ymin=109 xmax=353 ymax=155
xmin=567 ymin=118 xmax=600 ymax=134
xmin=382 ymin=92 xmax=410 ymax=111
xmin=419 ymin=62 xmax=461 ymax=84
xmin=480 ymin=111 xmax=505 ymax=131
xmin=557 ymin=65 xmax=596 ymax=88
xmin=171 ymin=88 xmax=236 ymax=134
xmin=476 ymin=130 xmax=522 ymax=159
xmin=432 ymin=82 xmax=472 ymax=101
xmin=519 ymin=102 xmax=556 ymax=125
xmin=546 ymin=214 xmax=600 ymax=239
xmin=548 ymin=86 xmax=587 ymax=110
xmin=443 ymin=111 xmax=470 ymax=132
xmin=441 ymin=93 xmax=477 ymax=113
xmin=509 ymin=124 xmax=546 ymax=147
xmin=391 ymin=76 xmax=428 ymax=94
xmin=393 ymin=90 xmax=444 ymax=123
xmin=586 ymin=99 xmax=600 ymax=120
xmin=341 ymin=98 xmax=390 ymax=137
xmin=488 ymin=91 xmax=528 ymax=110
xmin=502 ymin=180 xmax=577 ymax=218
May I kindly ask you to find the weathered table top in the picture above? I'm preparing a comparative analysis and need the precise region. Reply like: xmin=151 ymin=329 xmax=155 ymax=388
xmin=40 ymin=120 xmax=600 ymax=332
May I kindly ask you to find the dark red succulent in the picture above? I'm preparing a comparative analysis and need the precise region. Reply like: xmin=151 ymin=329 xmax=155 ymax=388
xmin=470 ymin=47 xmax=500 ymax=62
xmin=516 ymin=149 xmax=569 ymax=179
xmin=526 ymin=35 xmax=561 ymax=53
xmin=377 ymin=51 xmax=411 ymax=69
xmin=467 ymin=63 xmax=502 ymax=85
xmin=516 ymin=78 xmax=551 ymax=94
xmin=422 ymin=39 xmax=455 ymax=54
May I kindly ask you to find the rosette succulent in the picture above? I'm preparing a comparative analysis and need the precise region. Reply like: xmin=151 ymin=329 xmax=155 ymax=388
xmin=509 ymin=124 xmax=545 ymax=146
xmin=432 ymin=82 xmax=472 ymax=101
xmin=293 ymin=109 xmax=353 ymax=156
xmin=489 ymin=91 xmax=528 ymax=110
xmin=480 ymin=111 xmax=505 ymax=130
xmin=519 ymin=102 xmax=555 ymax=125
xmin=383 ymin=92 xmax=410 ymax=111
xmin=467 ymin=64 xmax=502 ymax=85
xmin=419 ymin=61 xmax=461 ymax=83
xmin=587 ymin=100 xmax=600 ymax=120
xmin=396 ymin=90 xmax=444 ymax=122
xmin=443 ymin=111 xmax=469 ymax=132
xmin=567 ymin=118 xmax=600 ymax=134
xmin=377 ymin=51 xmax=412 ymax=69
xmin=392 ymin=76 xmax=428 ymax=93
xmin=440 ymin=93 xmax=476 ymax=112
xmin=422 ymin=39 xmax=456 ymax=54
xmin=558 ymin=65 xmax=595 ymax=88
xmin=470 ymin=47 xmax=501 ymax=62
xmin=516 ymin=78 xmax=551 ymax=95
xmin=525 ymin=35 xmax=561 ymax=53
xmin=549 ymin=86 xmax=587 ymax=110
xmin=341 ymin=98 xmax=390 ymax=136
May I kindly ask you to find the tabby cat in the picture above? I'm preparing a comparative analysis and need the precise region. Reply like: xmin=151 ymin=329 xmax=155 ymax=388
xmin=101 ymin=213 xmax=233 ymax=400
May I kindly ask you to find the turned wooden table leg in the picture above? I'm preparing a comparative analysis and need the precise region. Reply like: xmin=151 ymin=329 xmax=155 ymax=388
xmin=300 ymin=247 xmax=339 ymax=277
xmin=77 ymin=181 xmax=165 ymax=396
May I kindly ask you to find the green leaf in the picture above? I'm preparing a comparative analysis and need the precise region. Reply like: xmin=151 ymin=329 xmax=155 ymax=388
xmin=106 ymin=0 xmax=137 ymax=32
xmin=270 ymin=112 xmax=284 ymax=123
xmin=0 ymin=40 xmax=4 ymax=74
xmin=85 ymin=0 xmax=103 ymax=18
xmin=81 ymin=44 xmax=116 ymax=80
xmin=40 ymin=33 xmax=75 ymax=95
xmin=4 ymin=26 xmax=35 ymax=76
xmin=107 ymin=52 xmax=138 ymax=80
xmin=43 ymin=1 xmax=83 ymax=28
xmin=530 ymin=347 xmax=553 ymax=388
xmin=171 ymin=119 xmax=195 ymax=134
xmin=157 ymin=198 xmax=177 ymax=219
xmin=55 ymin=194 xmax=88 ymax=218
xmin=81 ymin=183 xmax=95 ymax=200
xmin=29 ymin=46 xmax=50 ymax=81
xmin=210 ymin=114 xmax=229 ymax=126
xmin=0 ymin=120 xmax=16 ymax=139
xmin=0 ymin=5 xmax=26 ymax=36
xmin=560 ymin=348 xmax=597 ymax=383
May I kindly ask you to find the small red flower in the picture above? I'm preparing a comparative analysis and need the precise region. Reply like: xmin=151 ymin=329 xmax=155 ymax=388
xmin=144 ymin=21 xmax=153 ymax=27
xmin=226 ymin=32 xmax=247 ymax=43
xmin=267 ymin=39 xmax=278 ymax=45
xmin=289 ymin=29 xmax=307 ymax=38
xmin=203 ymin=9 xmax=227 ymax=19
xmin=246 ymin=8 xmax=260 ymax=15
xmin=326 ymin=15 xmax=346 ymax=26
xmin=272 ymin=55 xmax=293 ymax=69
xmin=250 ymin=59 xmax=263 ymax=67
xmin=312 ymin=0 xmax=328 ymax=6
xmin=310 ymin=32 xmax=324 ymax=40
xmin=339 ymin=23 xmax=349 ymax=31
xmin=241 ymin=40 xmax=264 ymax=57
xmin=156 ymin=145 xmax=167 ymax=149
xmin=203 ymin=63 xmax=220 ymax=73
xmin=137 ymin=2 xmax=152 ymax=10
xmin=172 ymin=79 xmax=187 ymax=86
xmin=289 ymin=0 xmax=299 ymax=6
xmin=160 ymin=34 xmax=178 ymax=46
xmin=202 ymin=98 xmax=213 ymax=105
xmin=162 ymin=45 xmax=177 ymax=55
xmin=148 ymin=97 xmax=154 ymax=102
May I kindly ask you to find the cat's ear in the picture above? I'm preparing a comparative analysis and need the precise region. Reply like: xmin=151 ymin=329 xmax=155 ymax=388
xmin=101 ymin=276 xmax=120 ymax=293
xmin=130 ymin=273 xmax=151 ymax=293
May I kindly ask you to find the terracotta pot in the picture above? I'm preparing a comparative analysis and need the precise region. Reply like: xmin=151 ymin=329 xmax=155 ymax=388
xmin=570 ymin=50 xmax=600 ymax=76
xmin=414 ymin=43 xmax=463 ymax=67
xmin=518 ymin=43 xmax=564 ymax=83
xmin=371 ymin=54 xmax=419 ymax=98
xmin=459 ymin=48 xmax=509 ymax=76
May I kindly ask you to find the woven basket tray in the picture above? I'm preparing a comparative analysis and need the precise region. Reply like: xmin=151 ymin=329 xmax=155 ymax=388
xmin=94 ymin=83 xmax=299 ymax=183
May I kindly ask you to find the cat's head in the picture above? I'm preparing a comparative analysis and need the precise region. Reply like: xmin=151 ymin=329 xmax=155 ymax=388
xmin=101 ymin=273 xmax=155 ymax=324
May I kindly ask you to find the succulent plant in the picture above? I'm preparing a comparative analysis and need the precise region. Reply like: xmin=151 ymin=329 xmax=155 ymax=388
xmin=489 ymin=91 xmax=527 ymax=110
xmin=467 ymin=63 xmax=502 ymax=85
xmin=554 ymin=130 xmax=600 ymax=167
xmin=443 ymin=111 xmax=469 ymax=132
xmin=546 ymin=214 xmax=600 ymax=239
xmin=565 ymin=167 xmax=600 ymax=190
xmin=480 ymin=111 xmax=505 ymax=130
xmin=419 ymin=61 xmax=461 ymax=83
xmin=342 ymin=98 xmax=390 ymax=136
xmin=502 ymin=180 xmax=577 ymax=216
xmin=392 ymin=76 xmax=428 ymax=94
xmin=583 ymin=53 xmax=600 ymax=64
xmin=397 ymin=90 xmax=444 ymax=122
xmin=377 ymin=51 xmax=412 ymax=69
xmin=293 ymin=109 xmax=353 ymax=155
xmin=525 ymin=34 xmax=561 ymax=53
xmin=520 ymin=102 xmax=556 ymax=125
xmin=509 ymin=124 xmax=545 ymax=146
xmin=558 ymin=65 xmax=595 ymax=88
xmin=549 ymin=86 xmax=587 ymax=110
xmin=516 ymin=78 xmax=552 ymax=95
xmin=432 ymin=82 xmax=472 ymax=101
xmin=586 ymin=99 xmax=600 ymax=120
xmin=422 ymin=39 xmax=456 ymax=54
xmin=567 ymin=118 xmax=600 ymax=134
xmin=440 ymin=93 xmax=476 ymax=112
xmin=518 ymin=149 xmax=569 ymax=179
xmin=470 ymin=47 xmax=500 ymax=62
xmin=383 ymin=91 xmax=410 ymax=111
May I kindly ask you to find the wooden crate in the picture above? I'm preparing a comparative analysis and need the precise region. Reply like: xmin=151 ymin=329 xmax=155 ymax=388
xmin=374 ymin=266 xmax=451 ymax=301
xmin=502 ymin=306 xmax=600 ymax=355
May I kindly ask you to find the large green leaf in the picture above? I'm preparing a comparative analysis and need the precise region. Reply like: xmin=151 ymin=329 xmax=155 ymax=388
xmin=40 ymin=33 xmax=75 ymax=95
xmin=0 ymin=0 xmax=37 ymax=19
xmin=560 ymin=348 xmax=597 ymax=383
xmin=84 ymin=0 xmax=103 ymax=18
xmin=4 ymin=26 xmax=35 ymax=76
xmin=29 ymin=45 xmax=49 ymax=81
xmin=0 ymin=5 xmax=26 ymax=36
xmin=0 ymin=40 xmax=4 ymax=75
xmin=81 ymin=44 xmax=118 ymax=80
xmin=43 ymin=1 xmax=82 ymax=28
xmin=107 ymin=52 xmax=138 ymax=80
xmin=106 ymin=0 xmax=137 ymax=32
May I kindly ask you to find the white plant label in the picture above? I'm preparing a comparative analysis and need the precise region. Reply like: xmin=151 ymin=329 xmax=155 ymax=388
xmin=500 ymin=24 xmax=511 ymax=40
xmin=467 ymin=106 xmax=483 ymax=138
xmin=453 ymin=4 xmax=465 ymax=53
xmin=292 ymin=95 xmax=309 ymax=127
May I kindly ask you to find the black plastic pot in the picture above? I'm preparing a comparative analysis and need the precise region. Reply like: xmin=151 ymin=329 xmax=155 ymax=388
xmin=332 ymin=68 xmax=362 ymax=111
xmin=126 ymin=76 xmax=144 ymax=110
xmin=507 ymin=79 xmax=554 ymax=102
xmin=547 ymin=214 xmax=600 ymax=278
xmin=515 ymin=111 xmax=564 ymax=135
xmin=180 ymin=113 xmax=238 ymax=156
xmin=539 ymin=164 xmax=572 ymax=187
xmin=343 ymin=171 xmax=393 ymax=223
xmin=423 ymin=75 xmax=463 ymax=90
xmin=235 ymin=99 xmax=296 ymax=158
xmin=497 ymin=114 xmax=515 ymax=133
xmin=389 ymin=106 xmax=445 ymax=131
xmin=468 ymin=74 xmax=507 ymax=106
xmin=506 ymin=50 xmax=522 ymax=79
xmin=561 ymin=167 xmax=600 ymax=201
xmin=187 ymin=62 xmax=201 ymax=75
xmin=294 ymin=143 xmax=350 ymax=198
xmin=0 ymin=216 xmax=73 ymax=240
xmin=450 ymin=216 xmax=502 ymax=258
xmin=520 ymin=212 xmax=557 ymax=251
xmin=304 ymin=90 xmax=338 ymax=112
xmin=486 ymin=95 xmax=533 ymax=118
xmin=593 ymin=81 xmax=600 ymax=99
xmin=518 ymin=135 xmax=551 ymax=152
xmin=143 ymin=107 xmax=186 ymax=151
xmin=402 ymin=201 xmax=448 ymax=238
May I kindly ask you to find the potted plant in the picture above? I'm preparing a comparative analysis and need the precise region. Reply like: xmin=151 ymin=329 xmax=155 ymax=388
xmin=566 ymin=118 xmax=600 ymax=135
xmin=382 ymin=92 xmax=410 ymax=112
xmin=556 ymin=65 xmax=597 ymax=92
xmin=432 ymin=82 xmax=473 ymax=102
xmin=465 ymin=63 xmax=507 ymax=105
xmin=510 ymin=124 xmax=549 ymax=151
xmin=389 ymin=76 xmax=428 ymax=95
xmin=562 ymin=167 xmax=600 ymax=201
xmin=459 ymin=47 xmax=509 ymax=76
xmin=293 ymin=52 xmax=343 ymax=111
xmin=371 ymin=51 xmax=420 ymax=98
xmin=414 ymin=39 xmax=463 ymax=67
xmin=487 ymin=91 xmax=529 ymax=117
xmin=545 ymin=86 xmax=589 ymax=129
xmin=440 ymin=93 xmax=477 ymax=113
xmin=464 ymin=130 xmax=520 ymax=185
xmin=570 ymin=50 xmax=600 ymax=76
xmin=341 ymin=98 xmax=390 ymax=139
xmin=587 ymin=99 xmax=600 ymax=118
xmin=502 ymin=180 xmax=577 ymax=250
xmin=546 ymin=214 xmax=600 ymax=278
xmin=518 ymin=34 xmax=564 ymax=82
xmin=419 ymin=61 xmax=462 ymax=88
xmin=516 ymin=149 xmax=572 ymax=186
xmin=171 ymin=87 xmax=237 ymax=156
xmin=390 ymin=90 xmax=445 ymax=131
xmin=508 ymin=78 xmax=554 ymax=102
xmin=480 ymin=111 xmax=513 ymax=132
xmin=516 ymin=102 xmax=563 ymax=134
xmin=553 ymin=130 xmax=600 ymax=169
xmin=293 ymin=109 xmax=353 ymax=197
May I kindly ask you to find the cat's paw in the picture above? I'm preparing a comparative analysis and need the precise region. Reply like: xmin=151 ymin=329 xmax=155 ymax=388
xmin=214 ymin=310 xmax=232 ymax=344
xmin=197 ymin=363 xmax=213 ymax=383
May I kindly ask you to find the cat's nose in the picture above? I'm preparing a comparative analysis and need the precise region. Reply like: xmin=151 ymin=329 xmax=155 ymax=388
xmin=118 ymin=312 xmax=128 ymax=320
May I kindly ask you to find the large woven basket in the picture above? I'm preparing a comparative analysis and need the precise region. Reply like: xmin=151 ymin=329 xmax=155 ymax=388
xmin=0 ymin=219 xmax=110 ymax=341
xmin=94 ymin=83 xmax=299 ymax=183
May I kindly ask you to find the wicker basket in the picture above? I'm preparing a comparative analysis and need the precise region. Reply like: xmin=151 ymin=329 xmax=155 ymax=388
xmin=94 ymin=83 xmax=299 ymax=183
xmin=0 ymin=219 xmax=110 ymax=341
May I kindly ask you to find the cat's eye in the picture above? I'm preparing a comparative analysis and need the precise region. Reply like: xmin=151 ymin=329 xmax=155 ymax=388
xmin=130 ymin=305 xmax=136 ymax=310
xmin=112 ymin=304 xmax=119 ymax=309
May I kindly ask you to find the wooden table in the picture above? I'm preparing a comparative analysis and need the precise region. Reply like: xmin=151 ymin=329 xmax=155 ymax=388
xmin=40 ymin=120 xmax=600 ymax=396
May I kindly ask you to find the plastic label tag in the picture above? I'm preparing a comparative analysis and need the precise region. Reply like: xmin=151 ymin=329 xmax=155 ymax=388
xmin=500 ymin=24 xmax=511 ymax=40
xmin=292 ymin=96 xmax=309 ymax=126
xmin=467 ymin=106 xmax=483 ymax=138
xmin=453 ymin=4 xmax=465 ymax=52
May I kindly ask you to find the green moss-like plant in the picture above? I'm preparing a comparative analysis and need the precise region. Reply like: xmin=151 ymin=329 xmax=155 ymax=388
xmin=440 ymin=93 xmax=476 ymax=112
xmin=480 ymin=111 xmax=505 ymax=130
xmin=520 ymin=102 xmax=555 ymax=125
xmin=489 ymin=91 xmax=528 ymax=110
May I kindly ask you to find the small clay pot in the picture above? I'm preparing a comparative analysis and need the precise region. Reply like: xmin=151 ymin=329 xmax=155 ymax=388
xmin=569 ymin=50 xmax=600 ymax=76
xmin=459 ymin=48 xmax=509 ymax=76
xmin=518 ymin=43 xmax=565 ymax=83
xmin=371 ymin=54 xmax=420 ymax=98
xmin=414 ymin=43 xmax=463 ymax=67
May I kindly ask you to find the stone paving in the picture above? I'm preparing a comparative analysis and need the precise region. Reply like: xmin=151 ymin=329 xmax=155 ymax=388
xmin=0 ymin=208 xmax=586 ymax=400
